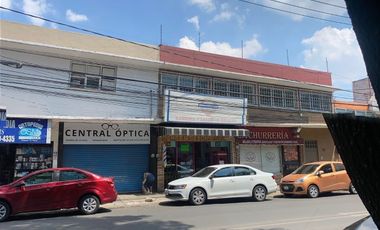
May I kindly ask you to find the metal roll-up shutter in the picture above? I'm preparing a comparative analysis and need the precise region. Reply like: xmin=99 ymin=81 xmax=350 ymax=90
xmin=63 ymin=144 xmax=149 ymax=193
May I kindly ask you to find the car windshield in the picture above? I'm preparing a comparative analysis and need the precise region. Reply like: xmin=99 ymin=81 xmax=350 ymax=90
xmin=192 ymin=167 xmax=216 ymax=177
xmin=292 ymin=164 xmax=320 ymax=174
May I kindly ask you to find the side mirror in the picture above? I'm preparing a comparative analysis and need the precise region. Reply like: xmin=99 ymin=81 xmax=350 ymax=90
xmin=209 ymin=174 xmax=214 ymax=179
xmin=316 ymin=170 xmax=324 ymax=176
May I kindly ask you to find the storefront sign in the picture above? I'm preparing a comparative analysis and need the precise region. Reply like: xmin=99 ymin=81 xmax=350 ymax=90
xmin=238 ymin=127 xmax=303 ymax=145
xmin=0 ymin=118 xmax=51 ymax=144
xmin=164 ymin=90 xmax=247 ymax=125
xmin=63 ymin=123 xmax=150 ymax=145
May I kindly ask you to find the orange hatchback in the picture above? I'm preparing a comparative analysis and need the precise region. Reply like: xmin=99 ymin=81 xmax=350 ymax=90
xmin=280 ymin=161 xmax=356 ymax=198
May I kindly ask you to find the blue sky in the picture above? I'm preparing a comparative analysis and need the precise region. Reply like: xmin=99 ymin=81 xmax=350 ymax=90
xmin=0 ymin=0 xmax=368 ymax=101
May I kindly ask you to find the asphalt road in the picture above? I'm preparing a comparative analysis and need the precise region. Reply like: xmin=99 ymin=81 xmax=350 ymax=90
xmin=1 ymin=192 xmax=368 ymax=230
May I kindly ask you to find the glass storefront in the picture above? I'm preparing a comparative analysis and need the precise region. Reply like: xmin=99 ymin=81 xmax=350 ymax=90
xmin=164 ymin=141 xmax=231 ymax=185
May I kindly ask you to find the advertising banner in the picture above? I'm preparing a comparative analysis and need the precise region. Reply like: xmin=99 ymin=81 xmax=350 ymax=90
xmin=63 ymin=123 xmax=150 ymax=145
xmin=0 ymin=118 xmax=51 ymax=144
xmin=164 ymin=90 xmax=247 ymax=125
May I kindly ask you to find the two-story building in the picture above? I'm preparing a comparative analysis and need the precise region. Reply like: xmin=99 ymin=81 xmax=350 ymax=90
xmin=0 ymin=20 xmax=160 ymax=193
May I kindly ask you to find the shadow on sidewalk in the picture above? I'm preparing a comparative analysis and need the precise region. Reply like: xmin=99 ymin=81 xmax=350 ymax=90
xmin=159 ymin=197 xmax=273 ymax=207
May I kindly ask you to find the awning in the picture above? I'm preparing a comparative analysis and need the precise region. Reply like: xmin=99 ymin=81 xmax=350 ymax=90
xmin=163 ymin=127 xmax=249 ymax=137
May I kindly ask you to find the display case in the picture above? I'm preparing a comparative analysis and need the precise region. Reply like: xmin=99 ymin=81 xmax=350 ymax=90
xmin=14 ymin=146 xmax=52 ymax=179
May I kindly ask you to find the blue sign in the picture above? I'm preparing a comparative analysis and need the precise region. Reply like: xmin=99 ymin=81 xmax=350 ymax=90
xmin=0 ymin=118 xmax=50 ymax=144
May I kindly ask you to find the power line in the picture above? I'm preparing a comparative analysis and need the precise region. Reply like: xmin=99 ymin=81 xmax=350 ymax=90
xmin=235 ymin=0 xmax=351 ymax=25
xmin=265 ymin=0 xmax=349 ymax=19
xmin=309 ymin=0 xmax=346 ymax=9
xmin=1 ymin=6 xmax=338 ymax=85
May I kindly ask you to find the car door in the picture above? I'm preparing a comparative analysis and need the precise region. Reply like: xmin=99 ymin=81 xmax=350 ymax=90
xmin=233 ymin=166 xmax=256 ymax=197
xmin=53 ymin=170 xmax=90 ymax=208
xmin=317 ymin=163 xmax=336 ymax=192
xmin=333 ymin=163 xmax=350 ymax=190
xmin=208 ymin=167 xmax=235 ymax=198
xmin=19 ymin=171 xmax=56 ymax=213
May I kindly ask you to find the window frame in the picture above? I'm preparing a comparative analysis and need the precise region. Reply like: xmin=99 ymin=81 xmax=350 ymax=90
xmin=234 ymin=166 xmax=254 ymax=176
xmin=58 ymin=170 xmax=88 ymax=182
xmin=24 ymin=171 xmax=55 ymax=186
xmin=212 ymin=167 xmax=234 ymax=178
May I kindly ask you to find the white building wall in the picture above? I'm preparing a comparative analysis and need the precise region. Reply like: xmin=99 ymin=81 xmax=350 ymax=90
xmin=0 ymin=49 xmax=159 ymax=120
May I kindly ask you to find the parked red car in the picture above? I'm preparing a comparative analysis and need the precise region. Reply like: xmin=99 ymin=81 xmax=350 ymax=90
xmin=0 ymin=168 xmax=117 ymax=222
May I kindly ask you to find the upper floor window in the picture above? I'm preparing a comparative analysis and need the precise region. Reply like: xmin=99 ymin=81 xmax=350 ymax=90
xmin=70 ymin=63 xmax=117 ymax=91
xmin=300 ymin=91 xmax=332 ymax=112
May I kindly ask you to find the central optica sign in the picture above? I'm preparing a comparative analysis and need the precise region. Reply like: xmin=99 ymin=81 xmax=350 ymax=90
xmin=63 ymin=123 xmax=150 ymax=144
xmin=164 ymin=90 xmax=247 ymax=125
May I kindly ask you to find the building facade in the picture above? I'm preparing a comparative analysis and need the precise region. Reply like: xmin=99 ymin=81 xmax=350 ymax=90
xmin=0 ymin=20 xmax=160 ymax=193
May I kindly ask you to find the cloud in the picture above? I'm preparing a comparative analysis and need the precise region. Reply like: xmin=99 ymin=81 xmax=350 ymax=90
xmin=187 ymin=16 xmax=200 ymax=31
xmin=212 ymin=10 xmax=233 ymax=22
xmin=188 ymin=0 xmax=215 ymax=12
xmin=0 ymin=0 xmax=12 ymax=9
xmin=301 ymin=26 xmax=367 ymax=99
xmin=179 ymin=35 xmax=265 ymax=58
xmin=22 ymin=0 xmax=49 ymax=26
xmin=66 ymin=9 xmax=88 ymax=22
xmin=260 ymin=0 xmax=348 ymax=22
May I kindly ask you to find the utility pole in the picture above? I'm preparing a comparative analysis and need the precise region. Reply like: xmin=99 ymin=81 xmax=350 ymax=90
xmin=325 ymin=57 xmax=329 ymax=72
xmin=198 ymin=32 xmax=201 ymax=51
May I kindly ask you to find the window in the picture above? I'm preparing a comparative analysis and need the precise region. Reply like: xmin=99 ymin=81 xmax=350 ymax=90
xmin=229 ymin=82 xmax=241 ymax=98
xmin=259 ymin=86 xmax=272 ymax=106
xmin=320 ymin=164 xmax=333 ymax=174
xmin=161 ymin=73 xmax=178 ymax=91
xmin=234 ymin=167 xmax=252 ymax=176
xmin=242 ymin=84 xmax=257 ymax=105
xmin=213 ymin=167 xmax=234 ymax=178
xmin=334 ymin=163 xmax=346 ymax=172
xmin=25 ymin=171 xmax=54 ymax=185
xmin=284 ymin=89 xmax=297 ymax=109
xmin=214 ymin=80 xmax=228 ymax=96
xmin=195 ymin=78 xmax=210 ymax=94
xmin=300 ymin=91 xmax=332 ymax=112
xmin=59 ymin=171 xmax=87 ymax=181
xmin=70 ymin=63 xmax=116 ymax=91
xmin=272 ymin=88 xmax=284 ymax=107
xmin=179 ymin=76 xmax=193 ymax=92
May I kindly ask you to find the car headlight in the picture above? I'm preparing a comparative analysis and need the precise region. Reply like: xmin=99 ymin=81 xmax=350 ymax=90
xmin=295 ymin=178 xmax=304 ymax=183
xmin=172 ymin=184 xmax=187 ymax=189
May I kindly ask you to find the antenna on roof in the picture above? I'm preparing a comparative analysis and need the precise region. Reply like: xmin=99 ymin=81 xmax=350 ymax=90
xmin=326 ymin=57 xmax=329 ymax=72
xmin=286 ymin=49 xmax=290 ymax=66
xmin=198 ymin=32 xmax=201 ymax=51
xmin=160 ymin=24 xmax=163 ymax=45
xmin=241 ymin=40 xmax=244 ymax=58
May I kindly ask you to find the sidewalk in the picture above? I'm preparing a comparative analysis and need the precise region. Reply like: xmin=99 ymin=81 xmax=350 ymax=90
xmin=102 ymin=190 xmax=282 ymax=209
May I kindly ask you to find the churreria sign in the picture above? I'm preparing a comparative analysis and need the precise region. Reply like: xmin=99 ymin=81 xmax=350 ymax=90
xmin=63 ymin=123 xmax=150 ymax=145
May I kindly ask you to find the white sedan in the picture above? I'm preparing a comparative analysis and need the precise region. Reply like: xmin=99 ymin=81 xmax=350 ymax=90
xmin=165 ymin=164 xmax=277 ymax=205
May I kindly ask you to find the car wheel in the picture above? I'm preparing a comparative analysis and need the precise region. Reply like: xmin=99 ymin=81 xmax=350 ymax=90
xmin=253 ymin=185 xmax=267 ymax=201
xmin=79 ymin=195 xmax=100 ymax=215
xmin=349 ymin=183 xmax=357 ymax=194
xmin=307 ymin=185 xmax=320 ymax=198
xmin=0 ymin=201 xmax=10 ymax=222
xmin=189 ymin=188 xmax=207 ymax=205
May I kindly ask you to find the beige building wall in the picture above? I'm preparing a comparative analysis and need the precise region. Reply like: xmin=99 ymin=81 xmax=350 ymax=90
xmin=300 ymin=128 xmax=339 ymax=162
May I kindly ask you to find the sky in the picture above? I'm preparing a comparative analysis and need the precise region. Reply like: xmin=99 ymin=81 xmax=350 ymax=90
xmin=0 ymin=0 xmax=368 ymax=101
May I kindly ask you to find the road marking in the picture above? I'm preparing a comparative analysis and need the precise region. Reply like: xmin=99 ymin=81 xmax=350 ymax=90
xmin=228 ymin=212 xmax=368 ymax=230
